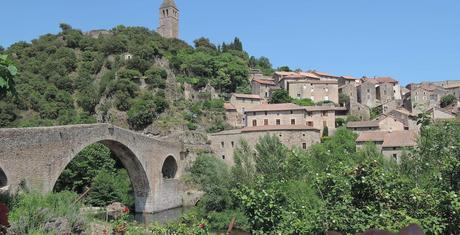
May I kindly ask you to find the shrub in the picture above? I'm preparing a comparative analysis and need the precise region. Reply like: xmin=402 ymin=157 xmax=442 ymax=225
xmin=86 ymin=169 xmax=134 ymax=208
xmin=145 ymin=66 xmax=167 ymax=89
xmin=293 ymin=98 xmax=314 ymax=106
xmin=127 ymin=96 xmax=157 ymax=130
xmin=8 ymin=192 xmax=86 ymax=235
xmin=441 ymin=94 xmax=457 ymax=108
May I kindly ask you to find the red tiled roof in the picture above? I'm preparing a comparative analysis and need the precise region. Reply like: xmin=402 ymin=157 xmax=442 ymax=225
xmin=417 ymin=84 xmax=442 ymax=92
xmin=288 ymin=80 xmax=338 ymax=85
xmin=347 ymin=120 xmax=380 ymax=128
xmin=224 ymin=103 xmax=236 ymax=110
xmin=245 ymin=103 xmax=306 ymax=112
xmin=362 ymin=77 xmax=398 ymax=84
xmin=356 ymin=131 xmax=387 ymax=142
xmin=252 ymin=78 xmax=276 ymax=86
xmin=241 ymin=125 xmax=320 ymax=133
xmin=305 ymin=106 xmax=337 ymax=112
xmin=274 ymin=71 xmax=321 ymax=80
xmin=232 ymin=93 xmax=262 ymax=99
xmin=382 ymin=131 xmax=418 ymax=148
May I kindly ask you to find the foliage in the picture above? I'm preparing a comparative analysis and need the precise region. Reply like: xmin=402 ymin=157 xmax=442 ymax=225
xmin=127 ymin=93 xmax=167 ymax=130
xmin=188 ymin=154 xmax=234 ymax=212
xmin=87 ymin=169 xmax=134 ymax=208
xmin=293 ymin=98 xmax=314 ymax=106
xmin=440 ymin=94 xmax=457 ymax=108
xmin=0 ymin=54 xmax=18 ymax=97
xmin=269 ymin=89 xmax=292 ymax=104
xmin=8 ymin=191 xmax=86 ymax=235
xmin=339 ymin=93 xmax=350 ymax=107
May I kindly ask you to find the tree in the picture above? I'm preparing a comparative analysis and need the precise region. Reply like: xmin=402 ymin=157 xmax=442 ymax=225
xmin=194 ymin=37 xmax=217 ymax=51
xmin=339 ymin=93 xmax=350 ymax=107
xmin=277 ymin=66 xmax=291 ymax=72
xmin=441 ymin=94 xmax=457 ymax=108
xmin=0 ymin=55 xmax=18 ymax=98
xmin=269 ymin=89 xmax=292 ymax=104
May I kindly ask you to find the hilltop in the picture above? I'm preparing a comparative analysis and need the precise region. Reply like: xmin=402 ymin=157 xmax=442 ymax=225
xmin=0 ymin=24 xmax=274 ymax=136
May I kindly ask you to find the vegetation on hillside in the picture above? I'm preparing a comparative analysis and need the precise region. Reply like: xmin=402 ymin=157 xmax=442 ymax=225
xmin=0 ymin=25 xmax=274 ymax=132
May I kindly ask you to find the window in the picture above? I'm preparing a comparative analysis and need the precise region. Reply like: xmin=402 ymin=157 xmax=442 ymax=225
xmin=303 ymin=134 xmax=306 ymax=137
xmin=302 ymin=143 xmax=307 ymax=149
xmin=222 ymin=155 xmax=226 ymax=160
xmin=307 ymin=121 xmax=313 ymax=127
xmin=264 ymin=119 xmax=269 ymax=125
xmin=276 ymin=119 xmax=281 ymax=125
xmin=297 ymin=93 xmax=301 ymax=98
xmin=279 ymin=134 xmax=282 ymax=137
xmin=265 ymin=92 xmax=268 ymax=98
xmin=221 ymin=142 xmax=224 ymax=148
xmin=231 ymin=141 xmax=234 ymax=147
xmin=291 ymin=119 xmax=296 ymax=125
xmin=392 ymin=154 xmax=397 ymax=161
xmin=290 ymin=111 xmax=293 ymax=114
xmin=322 ymin=111 xmax=327 ymax=117
xmin=265 ymin=111 xmax=268 ymax=115
xmin=253 ymin=112 xmax=256 ymax=115
xmin=252 ymin=120 xmax=257 ymax=126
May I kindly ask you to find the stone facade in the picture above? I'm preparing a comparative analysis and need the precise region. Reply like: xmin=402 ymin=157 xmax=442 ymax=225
xmin=157 ymin=0 xmax=179 ymax=39
xmin=251 ymin=78 xmax=276 ymax=100
xmin=209 ymin=127 xmax=321 ymax=165
xmin=347 ymin=116 xmax=405 ymax=133
xmin=408 ymin=85 xmax=446 ymax=114
xmin=0 ymin=124 xmax=188 ymax=213
xmin=244 ymin=103 xmax=337 ymax=135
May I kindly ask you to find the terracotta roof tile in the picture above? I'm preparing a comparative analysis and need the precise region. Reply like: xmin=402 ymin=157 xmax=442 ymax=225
xmin=232 ymin=93 xmax=262 ymax=99
xmin=245 ymin=103 xmax=305 ymax=112
xmin=362 ymin=77 xmax=398 ymax=84
xmin=356 ymin=131 xmax=387 ymax=142
xmin=382 ymin=131 xmax=418 ymax=148
xmin=252 ymin=78 xmax=276 ymax=86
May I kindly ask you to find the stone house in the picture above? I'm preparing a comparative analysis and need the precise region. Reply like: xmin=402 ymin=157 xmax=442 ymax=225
xmin=223 ymin=93 xmax=264 ymax=128
xmin=407 ymin=84 xmax=446 ymax=114
xmin=356 ymin=130 xmax=417 ymax=163
xmin=209 ymin=126 xmax=321 ymax=165
xmin=357 ymin=77 xmax=401 ymax=109
xmin=251 ymin=78 xmax=277 ymax=100
xmin=244 ymin=103 xmax=337 ymax=135
xmin=273 ymin=71 xmax=339 ymax=104
xmin=347 ymin=115 xmax=406 ymax=133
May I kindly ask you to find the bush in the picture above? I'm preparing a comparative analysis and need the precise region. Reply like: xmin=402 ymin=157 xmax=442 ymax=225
xmin=145 ymin=66 xmax=167 ymax=89
xmin=293 ymin=98 xmax=314 ymax=106
xmin=269 ymin=89 xmax=292 ymax=104
xmin=86 ymin=169 xmax=134 ymax=208
xmin=127 ymin=96 xmax=157 ymax=130
xmin=0 ymin=101 xmax=17 ymax=127
xmin=8 ymin=191 xmax=86 ymax=235
xmin=441 ymin=94 xmax=457 ymax=108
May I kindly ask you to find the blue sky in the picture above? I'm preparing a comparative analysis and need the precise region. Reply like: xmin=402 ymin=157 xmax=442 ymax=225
xmin=1 ymin=0 xmax=459 ymax=85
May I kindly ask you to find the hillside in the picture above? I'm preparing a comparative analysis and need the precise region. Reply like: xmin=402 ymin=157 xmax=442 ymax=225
xmin=0 ymin=24 xmax=274 ymax=135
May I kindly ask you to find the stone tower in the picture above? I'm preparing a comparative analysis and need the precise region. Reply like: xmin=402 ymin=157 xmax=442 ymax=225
xmin=157 ymin=0 xmax=179 ymax=39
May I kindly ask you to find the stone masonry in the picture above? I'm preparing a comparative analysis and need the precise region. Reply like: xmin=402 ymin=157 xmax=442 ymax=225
xmin=0 ymin=124 xmax=188 ymax=213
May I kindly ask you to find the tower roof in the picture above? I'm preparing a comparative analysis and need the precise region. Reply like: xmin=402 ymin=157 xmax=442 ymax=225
xmin=161 ymin=0 xmax=177 ymax=9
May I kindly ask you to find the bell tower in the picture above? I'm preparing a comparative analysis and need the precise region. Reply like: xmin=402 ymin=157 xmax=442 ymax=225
xmin=157 ymin=0 xmax=179 ymax=39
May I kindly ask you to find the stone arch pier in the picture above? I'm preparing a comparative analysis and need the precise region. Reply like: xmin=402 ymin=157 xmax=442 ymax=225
xmin=0 ymin=124 xmax=189 ymax=213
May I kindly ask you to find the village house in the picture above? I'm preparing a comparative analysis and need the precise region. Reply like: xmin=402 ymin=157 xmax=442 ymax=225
xmin=273 ymin=71 xmax=339 ymax=104
xmin=224 ymin=93 xmax=264 ymax=128
xmin=251 ymin=78 xmax=277 ymax=100
xmin=347 ymin=115 xmax=406 ymax=133
xmin=244 ymin=103 xmax=337 ymax=135
xmin=209 ymin=126 xmax=321 ymax=165
xmin=356 ymin=130 xmax=418 ymax=163
xmin=405 ymin=84 xmax=447 ymax=114
xmin=357 ymin=77 xmax=401 ymax=109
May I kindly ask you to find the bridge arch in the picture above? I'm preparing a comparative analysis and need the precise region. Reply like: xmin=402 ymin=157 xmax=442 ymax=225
xmin=162 ymin=155 xmax=178 ymax=179
xmin=51 ymin=139 xmax=151 ymax=212
xmin=0 ymin=167 xmax=7 ymax=188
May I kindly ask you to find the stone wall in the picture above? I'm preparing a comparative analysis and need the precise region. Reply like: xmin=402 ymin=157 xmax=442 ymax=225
xmin=209 ymin=129 xmax=321 ymax=165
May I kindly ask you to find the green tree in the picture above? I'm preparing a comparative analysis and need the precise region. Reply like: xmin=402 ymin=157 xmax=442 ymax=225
xmin=269 ymin=89 xmax=292 ymax=104
xmin=441 ymin=94 xmax=457 ymax=108
xmin=293 ymin=98 xmax=314 ymax=106
xmin=87 ymin=169 xmax=134 ymax=207
xmin=0 ymin=55 xmax=18 ymax=98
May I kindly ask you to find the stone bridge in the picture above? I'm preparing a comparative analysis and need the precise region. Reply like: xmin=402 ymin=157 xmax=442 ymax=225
xmin=0 ymin=124 xmax=191 ymax=213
